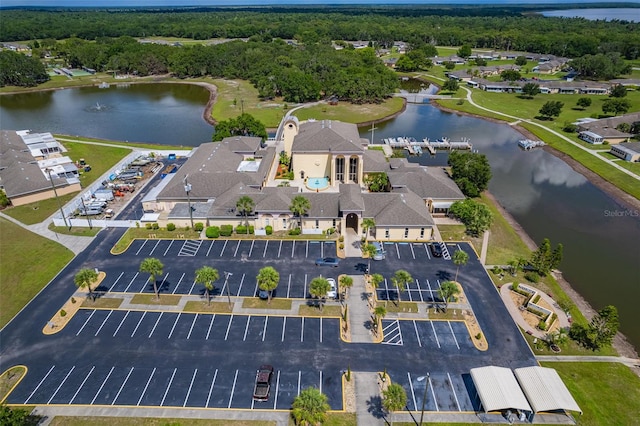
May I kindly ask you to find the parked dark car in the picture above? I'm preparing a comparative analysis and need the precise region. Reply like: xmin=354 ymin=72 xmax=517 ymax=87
xmin=430 ymin=243 xmax=443 ymax=257
xmin=258 ymin=289 xmax=269 ymax=300
xmin=253 ymin=365 xmax=274 ymax=401
xmin=315 ymin=257 xmax=340 ymax=267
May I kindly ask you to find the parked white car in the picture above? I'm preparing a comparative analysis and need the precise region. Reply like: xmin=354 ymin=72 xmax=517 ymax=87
xmin=326 ymin=278 xmax=337 ymax=299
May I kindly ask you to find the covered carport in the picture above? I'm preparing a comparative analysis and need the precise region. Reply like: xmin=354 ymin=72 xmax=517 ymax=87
xmin=514 ymin=366 xmax=582 ymax=419
xmin=470 ymin=366 xmax=532 ymax=421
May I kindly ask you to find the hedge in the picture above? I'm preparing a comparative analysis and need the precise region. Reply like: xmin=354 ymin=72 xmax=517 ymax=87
xmin=235 ymin=225 xmax=255 ymax=234
xmin=220 ymin=225 xmax=233 ymax=237
xmin=288 ymin=228 xmax=301 ymax=236
xmin=265 ymin=225 xmax=273 ymax=235
xmin=166 ymin=223 xmax=176 ymax=231
xmin=194 ymin=222 xmax=204 ymax=232
xmin=206 ymin=226 xmax=220 ymax=238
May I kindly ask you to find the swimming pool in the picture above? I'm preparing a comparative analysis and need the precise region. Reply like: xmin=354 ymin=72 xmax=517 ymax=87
xmin=306 ymin=177 xmax=329 ymax=191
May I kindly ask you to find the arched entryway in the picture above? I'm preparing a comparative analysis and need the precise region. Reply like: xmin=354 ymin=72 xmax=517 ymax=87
xmin=346 ymin=213 xmax=358 ymax=233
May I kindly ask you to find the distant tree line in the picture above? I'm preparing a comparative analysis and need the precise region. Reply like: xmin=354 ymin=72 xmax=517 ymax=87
xmin=0 ymin=50 xmax=49 ymax=87
xmin=2 ymin=7 xmax=639 ymax=59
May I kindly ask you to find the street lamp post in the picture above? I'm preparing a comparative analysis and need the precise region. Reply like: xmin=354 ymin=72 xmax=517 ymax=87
xmin=80 ymin=197 xmax=93 ymax=230
xmin=223 ymin=271 xmax=233 ymax=309
xmin=419 ymin=372 xmax=430 ymax=425
xmin=45 ymin=168 xmax=70 ymax=230
xmin=183 ymin=174 xmax=194 ymax=230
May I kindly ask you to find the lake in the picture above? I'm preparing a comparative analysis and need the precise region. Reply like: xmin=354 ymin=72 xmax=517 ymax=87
xmin=540 ymin=8 xmax=640 ymax=22
xmin=1 ymin=83 xmax=639 ymax=351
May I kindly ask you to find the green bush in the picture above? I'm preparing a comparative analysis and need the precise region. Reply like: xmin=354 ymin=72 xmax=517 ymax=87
xmin=538 ymin=320 xmax=547 ymax=331
xmin=60 ymin=309 xmax=67 ymax=317
xmin=562 ymin=122 xmax=577 ymax=133
xmin=235 ymin=225 xmax=255 ymax=234
xmin=339 ymin=243 xmax=344 ymax=250
xmin=339 ymin=235 xmax=344 ymax=242
xmin=194 ymin=222 xmax=204 ymax=232
xmin=166 ymin=223 xmax=176 ymax=231
xmin=288 ymin=228 xmax=301 ymax=236
xmin=220 ymin=225 xmax=233 ymax=236
xmin=145 ymin=223 xmax=152 ymax=229
xmin=325 ymin=227 xmax=335 ymax=235
xmin=524 ymin=271 xmax=540 ymax=283
xmin=492 ymin=266 xmax=503 ymax=275
xmin=205 ymin=226 xmax=220 ymax=238
xmin=475 ymin=332 xmax=483 ymax=340
xmin=151 ymin=223 xmax=159 ymax=230
xmin=265 ymin=225 xmax=273 ymax=235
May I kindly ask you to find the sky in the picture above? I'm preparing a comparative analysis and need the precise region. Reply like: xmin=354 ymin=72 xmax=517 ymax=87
xmin=2 ymin=0 xmax=639 ymax=7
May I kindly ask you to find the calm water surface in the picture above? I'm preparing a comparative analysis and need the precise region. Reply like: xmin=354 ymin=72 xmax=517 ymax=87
xmin=541 ymin=8 xmax=640 ymax=22
xmin=1 ymin=84 xmax=639 ymax=350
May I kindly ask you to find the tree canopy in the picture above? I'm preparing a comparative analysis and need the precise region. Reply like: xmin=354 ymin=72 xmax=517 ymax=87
xmin=213 ymin=113 xmax=268 ymax=142
xmin=448 ymin=151 xmax=492 ymax=197
xmin=449 ymin=198 xmax=493 ymax=237
xmin=0 ymin=50 xmax=49 ymax=87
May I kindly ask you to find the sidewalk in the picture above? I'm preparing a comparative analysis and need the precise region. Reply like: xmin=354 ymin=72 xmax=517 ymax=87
xmin=353 ymin=372 xmax=386 ymax=426
xmin=346 ymin=275 xmax=376 ymax=343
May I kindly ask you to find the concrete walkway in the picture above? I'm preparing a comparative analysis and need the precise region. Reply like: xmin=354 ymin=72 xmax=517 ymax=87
xmin=479 ymin=230 xmax=489 ymax=265
xmin=536 ymin=355 xmax=640 ymax=367
xmin=353 ymin=372 xmax=386 ymax=426
xmin=346 ymin=275 xmax=376 ymax=343
xmin=343 ymin=228 xmax=362 ymax=258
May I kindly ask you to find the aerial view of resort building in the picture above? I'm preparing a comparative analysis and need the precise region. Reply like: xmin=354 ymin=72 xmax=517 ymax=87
xmin=0 ymin=1 xmax=639 ymax=426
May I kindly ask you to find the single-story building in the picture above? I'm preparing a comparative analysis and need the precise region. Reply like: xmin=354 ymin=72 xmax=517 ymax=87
xmin=610 ymin=142 xmax=640 ymax=162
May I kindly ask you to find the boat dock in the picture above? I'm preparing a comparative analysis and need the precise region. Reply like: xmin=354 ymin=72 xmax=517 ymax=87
xmin=382 ymin=136 xmax=472 ymax=155
xmin=518 ymin=139 xmax=546 ymax=150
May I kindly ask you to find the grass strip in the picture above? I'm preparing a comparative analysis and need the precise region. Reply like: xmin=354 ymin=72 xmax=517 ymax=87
xmin=3 ymin=192 xmax=79 ymax=225
xmin=0 ymin=218 xmax=74 ymax=328
xmin=81 ymin=297 xmax=124 ymax=309
xmin=298 ymin=305 xmax=342 ymax=317
xmin=0 ymin=366 xmax=27 ymax=403
xmin=183 ymin=301 xmax=233 ymax=313
xmin=381 ymin=301 xmax=419 ymax=313
xmin=49 ymin=417 xmax=275 ymax=426
xmin=241 ymin=298 xmax=292 ymax=310
xmin=129 ymin=294 xmax=181 ymax=306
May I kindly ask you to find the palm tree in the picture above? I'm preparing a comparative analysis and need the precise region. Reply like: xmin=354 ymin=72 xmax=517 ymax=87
xmin=309 ymin=277 xmax=331 ymax=312
xmin=361 ymin=218 xmax=376 ymax=240
xmin=236 ymin=195 xmax=255 ymax=234
xmin=391 ymin=270 xmax=412 ymax=304
xmin=257 ymin=266 xmax=280 ymax=304
xmin=362 ymin=243 xmax=377 ymax=275
xmin=437 ymin=280 xmax=460 ymax=312
xmin=289 ymin=195 xmax=311 ymax=229
xmin=338 ymin=275 xmax=353 ymax=301
xmin=373 ymin=305 xmax=387 ymax=333
xmin=195 ymin=266 xmax=219 ymax=305
xmin=370 ymin=273 xmax=384 ymax=290
xmin=139 ymin=257 xmax=164 ymax=299
xmin=452 ymin=249 xmax=469 ymax=282
xmin=382 ymin=382 xmax=407 ymax=417
xmin=291 ymin=387 xmax=330 ymax=426
xmin=74 ymin=268 xmax=98 ymax=301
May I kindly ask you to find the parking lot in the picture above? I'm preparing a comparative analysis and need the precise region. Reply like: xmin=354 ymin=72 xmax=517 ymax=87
xmin=380 ymin=319 xmax=475 ymax=351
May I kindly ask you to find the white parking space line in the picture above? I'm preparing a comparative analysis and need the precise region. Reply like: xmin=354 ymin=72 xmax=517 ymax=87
xmin=319 ymin=371 xmax=323 ymax=394
xmin=137 ymin=368 xmax=156 ymax=406
xmin=123 ymin=272 xmax=139 ymax=292
xmin=243 ymin=316 xmax=251 ymax=341
xmin=224 ymin=315 xmax=234 ymax=340
xmin=91 ymin=366 xmax=115 ymax=405
xmin=148 ymin=240 xmax=161 ymax=256
xmin=160 ymin=368 xmax=177 ymax=406
xmin=193 ymin=240 xmax=203 ymax=256
xmin=205 ymin=369 xmax=218 ymax=407
xmin=273 ymin=370 xmax=281 ymax=410
xmin=113 ymin=311 xmax=130 ymax=337
xmin=300 ymin=317 xmax=305 ymax=342
xmin=135 ymin=240 xmax=148 ymax=255
xmin=253 ymin=279 xmax=259 ymax=298
xmin=163 ymin=240 xmax=174 ymax=256
xmin=410 ymin=244 xmax=416 ymax=259
xmin=429 ymin=375 xmax=438 ymax=411
xmin=305 ymin=240 xmax=309 ymax=258
xmin=286 ymin=275 xmax=292 ymax=298
xmin=424 ymin=243 xmax=431 ymax=260
xmin=236 ymin=274 xmax=245 ymax=297
xmin=150 ymin=273 xmax=169 ymax=294
xmin=172 ymin=273 xmax=186 ymax=294
xmin=130 ymin=312 xmax=147 ymax=337
xmin=262 ymin=316 xmax=268 ymax=342
xmin=248 ymin=240 xmax=255 ymax=257
xmin=219 ymin=240 xmax=228 ymax=257
xmin=69 ymin=366 xmax=94 ymax=404
xmin=447 ymin=372 xmax=462 ymax=411
xmin=321 ymin=241 xmax=324 ymax=258
xmin=220 ymin=277 xmax=228 ymax=298
xmin=183 ymin=369 xmax=198 ymax=407
xmin=233 ymin=240 xmax=241 ymax=257
xmin=426 ymin=279 xmax=434 ymax=300
xmin=251 ymin=392 xmax=255 ymax=410
xmin=148 ymin=312 xmax=164 ymax=338
xmin=384 ymin=279 xmax=391 ymax=300
xmin=263 ymin=241 xmax=268 ymax=258
xmin=430 ymin=321 xmax=441 ymax=348
xmin=395 ymin=243 xmax=400 ymax=259
xmin=457 ymin=244 xmax=462 ymax=251
xmin=76 ymin=310 xmax=96 ymax=336
xmin=228 ymin=370 xmax=238 ymax=409
xmin=188 ymin=279 xmax=197 ymax=295
xmin=168 ymin=313 xmax=181 ymax=339
xmin=407 ymin=281 xmax=413 ymax=302
xmin=407 ymin=372 xmax=418 ymax=411
xmin=303 ymin=274 xmax=308 ymax=299
xmin=381 ymin=320 xmax=403 ymax=345
xmin=448 ymin=321 xmax=460 ymax=349
xmin=413 ymin=320 xmax=422 ymax=347
xmin=206 ymin=314 xmax=216 ymax=340
xmin=187 ymin=314 xmax=198 ymax=339
xmin=277 ymin=240 xmax=282 ymax=258
xmin=291 ymin=241 xmax=295 ymax=258
xmin=281 ymin=317 xmax=287 ymax=342
xmin=320 ymin=318 xmax=323 ymax=343
xmin=94 ymin=311 xmax=113 ymax=336
xmin=20 ymin=374 xmax=41 ymax=405
xmin=47 ymin=366 xmax=75 ymax=404
xmin=112 ymin=367 xmax=134 ymax=405
xmin=297 ymin=371 xmax=301 ymax=396
xmin=206 ymin=241 xmax=215 ymax=257
xmin=108 ymin=272 xmax=124 ymax=291
xmin=416 ymin=279 xmax=424 ymax=303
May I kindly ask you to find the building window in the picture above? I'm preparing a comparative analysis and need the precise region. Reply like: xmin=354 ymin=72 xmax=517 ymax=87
xmin=336 ymin=157 xmax=344 ymax=183
xmin=420 ymin=228 xmax=424 ymax=238
xmin=315 ymin=219 xmax=319 ymax=229
xmin=265 ymin=218 xmax=270 ymax=227
xmin=349 ymin=157 xmax=358 ymax=183
xmin=404 ymin=228 xmax=409 ymax=238
xmin=332 ymin=219 xmax=336 ymax=227
xmin=282 ymin=218 xmax=287 ymax=228
xmin=385 ymin=228 xmax=390 ymax=239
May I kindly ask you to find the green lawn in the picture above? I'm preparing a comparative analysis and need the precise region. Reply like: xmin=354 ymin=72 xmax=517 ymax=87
xmin=129 ymin=294 xmax=181 ymax=305
xmin=294 ymin=97 xmax=405 ymax=126
xmin=242 ymin=298 xmax=293 ymax=310
xmin=521 ymin=326 xmax=616 ymax=356
xmin=183 ymin=301 xmax=233 ymax=313
xmin=55 ymin=134 xmax=190 ymax=151
xmin=48 ymin=222 xmax=102 ymax=237
xmin=0 ymin=218 xmax=74 ymax=328
xmin=3 ymin=192 xmax=78 ymax=225
xmin=540 ymin=362 xmax=640 ymax=426
xmin=50 ymin=418 xmax=274 ymax=426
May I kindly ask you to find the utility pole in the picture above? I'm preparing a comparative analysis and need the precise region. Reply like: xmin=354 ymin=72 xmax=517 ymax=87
xmin=80 ymin=197 xmax=93 ymax=229
xmin=183 ymin=174 xmax=194 ymax=230
xmin=223 ymin=271 xmax=233 ymax=309
xmin=45 ymin=168 xmax=70 ymax=230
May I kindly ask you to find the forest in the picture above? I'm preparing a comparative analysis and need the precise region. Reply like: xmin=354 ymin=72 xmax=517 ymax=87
xmin=1 ymin=6 xmax=639 ymax=59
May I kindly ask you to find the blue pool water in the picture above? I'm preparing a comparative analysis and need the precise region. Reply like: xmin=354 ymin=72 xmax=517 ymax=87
xmin=307 ymin=177 xmax=329 ymax=190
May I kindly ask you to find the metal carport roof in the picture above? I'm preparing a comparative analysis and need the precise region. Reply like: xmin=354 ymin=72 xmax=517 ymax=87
xmin=470 ymin=366 xmax=532 ymax=413
xmin=514 ymin=366 xmax=582 ymax=414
